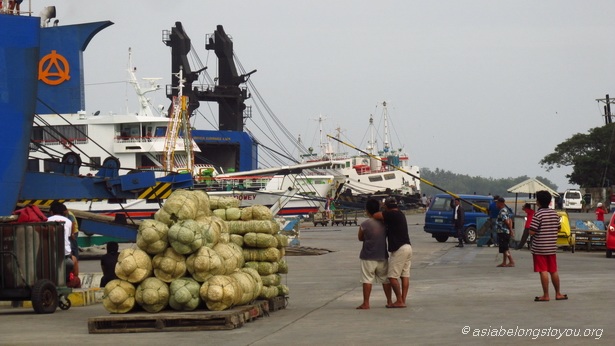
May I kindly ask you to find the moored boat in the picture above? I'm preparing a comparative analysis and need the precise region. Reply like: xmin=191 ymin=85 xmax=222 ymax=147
xmin=301 ymin=103 xmax=422 ymax=208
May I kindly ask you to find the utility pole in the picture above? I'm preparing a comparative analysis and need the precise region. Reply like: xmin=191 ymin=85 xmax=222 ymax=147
xmin=596 ymin=94 xmax=614 ymax=125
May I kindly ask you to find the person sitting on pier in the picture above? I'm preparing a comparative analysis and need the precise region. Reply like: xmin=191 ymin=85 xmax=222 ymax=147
xmin=100 ymin=241 xmax=120 ymax=288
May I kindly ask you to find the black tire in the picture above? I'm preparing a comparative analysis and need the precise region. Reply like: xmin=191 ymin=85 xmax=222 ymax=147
xmin=434 ymin=234 xmax=448 ymax=243
xmin=31 ymin=279 xmax=58 ymax=314
xmin=607 ymin=250 xmax=613 ymax=258
xmin=58 ymin=294 xmax=71 ymax=310
xmin=464 ymin=227 xmax=477 ymax=244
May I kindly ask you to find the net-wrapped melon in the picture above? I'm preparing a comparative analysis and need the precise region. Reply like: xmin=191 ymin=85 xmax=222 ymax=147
xmin=277 ymin=259 xmax=289 ymax=274
xmin=102 ymin=279 xmax=136 ymax=314
xmin=200 ymin=275 xmax=240 ymax=311
xmin=251 ymin=205 xmax=273 ymax=220
xmin=115 ymin=248 xmax=153 ymax=284
xmin=244 ymin=261 xmax=279 ymax=276
xmin=243 ymin=232 xmax=277 ymax=248
xmin=213 ymin=242 xmax=245 ymax=275
xmin=261 ymin=273 xmax=282 ymax=286
xmin=192 ymin=189 xmax=211 ymax=218
xmin=243 ymin=247 xmax=281 ymax=262
xmin=212 ymin=215 xmax=229 ymax=234
xmin=258 ymin=285 xmax=279 ymax=300
xmin=219 ymin=232 xmax=230 ymax=244
xmin=196 ymin=217 xmax=221 ymax=249
xmin=212 ymin=209 xmax=227 ymax=221
xmin=227 ymin=220 xmax=247 ymax=235
xmin=251 ymin=220 xmax=279 ymax=234
xmin=169 ymin=277 xmax=201 ymax=311
xmin=227 ymin=220 xmax=278 ymax=235
xmin=186 ymin=246 xmax=225 ymax=282
xmin=225 ymin=208 xmax=241 ymax=221
xmin=240 ymin=206 xmax=253 ymax=221
xmin=168 ymin=219 xmax=204 ymax=255
xmin=152 ymin=247 xmax=186 ymax=283
xmin=154 ymin=189 xmax=200 ymax=225
xmin=230 ymin=270 xmax=258 ymax=305
xmin=229 ymin=234 xmax=244 ymax=247
xmin=241 ymin=267 xmax=263 ymax=302
xmin=136 ymin=219 xmax=169 ymax=255
xmin=274 ymin=234 xmax=289 ymax=248
xmin=135 ymin=277 xmax=169 ymax=313
xmin=209 ymin=196 xmax=240 ymax=210
xmin=277 ymin=284 xmax=290 ymax=296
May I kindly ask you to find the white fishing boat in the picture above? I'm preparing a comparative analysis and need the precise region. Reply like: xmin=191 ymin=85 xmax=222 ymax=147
xmin=302 ymin=102 xmax=422 ymax=207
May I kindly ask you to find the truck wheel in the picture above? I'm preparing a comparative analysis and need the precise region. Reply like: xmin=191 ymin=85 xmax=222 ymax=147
xmin=31 ymin=279 xmax=58 ymax=314
xmin=434 ymin=234 xmax=448 ymax=243
xmin=464 ymin=227 xmax=477 ymax=244
xmin=607 ymin=250 xmax=613 ymax=258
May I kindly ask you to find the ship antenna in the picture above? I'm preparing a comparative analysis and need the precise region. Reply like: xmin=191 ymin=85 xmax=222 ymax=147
xmin=383 ymin=101 xmax=390 ymax=154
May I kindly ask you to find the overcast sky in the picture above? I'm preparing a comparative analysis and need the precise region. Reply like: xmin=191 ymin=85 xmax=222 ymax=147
xmin=38 ymin=0 xmax=615 ymax=192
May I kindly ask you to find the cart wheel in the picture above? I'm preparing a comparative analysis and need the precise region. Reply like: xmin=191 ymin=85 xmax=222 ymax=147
xmin=59 ymin=294 xmax=71 ymax=310
xmin=31 ymin=279 xmax=58 ymax=314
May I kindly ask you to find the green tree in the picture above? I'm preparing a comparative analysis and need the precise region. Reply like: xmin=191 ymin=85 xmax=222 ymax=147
xmin=540 ymin=123 xmax=615 ymax=187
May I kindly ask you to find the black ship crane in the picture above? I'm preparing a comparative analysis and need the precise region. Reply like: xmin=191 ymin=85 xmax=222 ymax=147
xmin=163 ymin=22 xmax=256 ymax=132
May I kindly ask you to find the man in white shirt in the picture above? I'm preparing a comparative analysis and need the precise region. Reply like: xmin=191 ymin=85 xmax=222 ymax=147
xmin=48 ymin=202 xmax=74 ymax=279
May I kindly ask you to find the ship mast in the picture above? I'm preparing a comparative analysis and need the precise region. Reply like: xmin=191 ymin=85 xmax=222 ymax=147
xmin=317 ymin=114 xmax=334 ymax=159
xmin=382 ymin=101 xmax=390 ymax=154
xmin=126 ymin=47 xmax=161 ymax=118
xmin=162 ymin=66 xmax=194 ymax=173
xmin=366 ymin=114 xmax=375 ymax=155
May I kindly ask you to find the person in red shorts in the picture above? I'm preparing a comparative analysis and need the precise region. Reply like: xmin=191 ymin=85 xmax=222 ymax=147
xmin=529 ymin=190 xmax=567 ymax=302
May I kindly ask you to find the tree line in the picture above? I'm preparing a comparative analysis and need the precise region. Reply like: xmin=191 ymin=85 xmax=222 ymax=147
xmin=419 ymin=168 xmax=559 ymax=198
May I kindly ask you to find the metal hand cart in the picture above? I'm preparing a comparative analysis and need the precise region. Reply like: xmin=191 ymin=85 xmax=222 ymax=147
xmin=1 ymin=222 xmax=72 ymax=313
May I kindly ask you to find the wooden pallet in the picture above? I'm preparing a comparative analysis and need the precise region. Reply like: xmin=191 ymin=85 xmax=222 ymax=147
xmin=88 ymin=302 xmax=265 ymax=334
xmin=268 ymin=296 xmax=287 ymax=312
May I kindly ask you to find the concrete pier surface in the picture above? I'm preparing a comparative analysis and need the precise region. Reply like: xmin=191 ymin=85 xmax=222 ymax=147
xmin=1 ymin=212 xmax=612 ymax=345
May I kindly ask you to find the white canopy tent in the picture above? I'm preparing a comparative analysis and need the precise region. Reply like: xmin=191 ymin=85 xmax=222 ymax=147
xmin=507 ymin=178 xmax=560 ymax=215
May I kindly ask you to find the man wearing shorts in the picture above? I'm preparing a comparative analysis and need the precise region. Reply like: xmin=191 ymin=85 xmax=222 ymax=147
xmin=356 ymin=198 xmax=391 ymax=309
xmin=529 ymin=190 xmax=567 ymax=302
xmin=375 ymin=197 xmax=412 ymax=308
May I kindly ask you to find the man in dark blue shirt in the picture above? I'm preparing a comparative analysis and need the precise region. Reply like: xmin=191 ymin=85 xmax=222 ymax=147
xmin=375 ymin=197 xmax=412 ymax=308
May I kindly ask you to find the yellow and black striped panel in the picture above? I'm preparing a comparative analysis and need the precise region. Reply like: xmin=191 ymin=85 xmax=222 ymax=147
xmin=18 ymin=199 xmax=104 ymax=206
xmin=18 ymin=183 xmax=172 ymax=205
xmin=138 ymin=182 xmax=173 ymax=200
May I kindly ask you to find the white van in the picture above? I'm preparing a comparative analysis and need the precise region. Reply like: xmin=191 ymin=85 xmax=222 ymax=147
xmin=562 ymin=189 xmax=583 ymax=212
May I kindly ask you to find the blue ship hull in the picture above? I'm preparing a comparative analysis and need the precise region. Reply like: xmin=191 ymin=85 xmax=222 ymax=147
xmin=0 ymin=15 xmax=40 ymax=216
